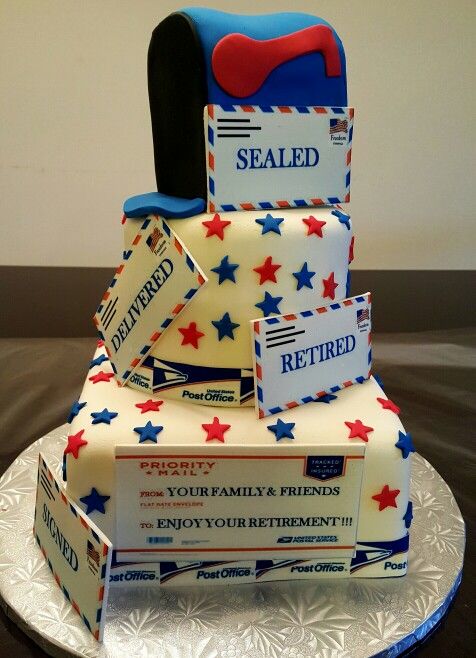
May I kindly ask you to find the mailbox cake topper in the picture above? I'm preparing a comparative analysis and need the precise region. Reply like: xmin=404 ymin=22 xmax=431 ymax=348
xmin=147 ymin=8 xmax=347 ymax=206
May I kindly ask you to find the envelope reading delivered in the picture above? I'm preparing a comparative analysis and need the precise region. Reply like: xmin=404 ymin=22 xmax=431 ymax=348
xmin=94 ymin=216 xmax=207 ymax=385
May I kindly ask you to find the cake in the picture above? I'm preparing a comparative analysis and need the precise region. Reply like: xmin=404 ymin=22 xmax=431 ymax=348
xmin=64 ymin=8 xmax=413 ymax=584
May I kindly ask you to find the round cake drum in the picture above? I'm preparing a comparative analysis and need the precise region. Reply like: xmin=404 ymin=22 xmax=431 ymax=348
xmin=0 ymin=427 xmax=465 ymax=657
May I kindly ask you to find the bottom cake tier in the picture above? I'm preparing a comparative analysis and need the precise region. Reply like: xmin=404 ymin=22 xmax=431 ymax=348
xmin=64 ymin=344 xmax=413 ymax=579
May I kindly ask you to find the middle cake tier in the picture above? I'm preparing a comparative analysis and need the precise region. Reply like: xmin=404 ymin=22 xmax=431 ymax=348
xmin=123 ymin=207 xmax=354 ymax=391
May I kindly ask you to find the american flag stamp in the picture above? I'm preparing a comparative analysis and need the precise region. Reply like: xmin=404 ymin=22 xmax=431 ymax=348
xmin=329 ymin=118 xmax=348 ymax=134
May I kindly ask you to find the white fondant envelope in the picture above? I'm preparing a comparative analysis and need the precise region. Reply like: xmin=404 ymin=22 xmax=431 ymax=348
xmin=114 ymin=443 xmax=365 ymax=562
xmin=94 ymin=216 xmax=207 ymax=385
xmin=33 ymin=454 xmax=112 ymax=641
xmin=205 ymin=104 xmax=353 ymax=211
xmin=251 ymin=293 xmax=372 ymax=417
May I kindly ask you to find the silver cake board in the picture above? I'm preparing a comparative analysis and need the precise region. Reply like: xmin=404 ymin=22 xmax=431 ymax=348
xmin=0 ymin=426 xmax=465 ymax=658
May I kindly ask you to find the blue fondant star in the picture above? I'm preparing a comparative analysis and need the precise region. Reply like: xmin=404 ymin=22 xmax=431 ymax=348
xmin=255 ymin=213 xmax=284 ymax=235
xmin=89 ymin=353 xmax=109 ymax=369
xmin=314 ymin=393 xmax=338 ymax=404
xmin=293 ymin=262 xmax=316 ymax=291
xmin=91 ymin=408 xmax=118 ymax=425
xmin=80 ymin=487 xmax=110 ymax=515
xmin=67 ymin=400 xmax=86 ymax=424
xmin=212 ymin=312 xmax=240 ymax=340
xmin=403 ymin=501 xmax=413 ymax=529
xmin=331 ymin=209 xmax=351 ymax=230
xmin=255 ymin=291 xmax=283 ymax=317
xmin=210 ymin=255 xmax=239 ymax=284
xmin=373 ymin=373 xmax=384 ymax=389
xmin=267 ymin=418 xmax=296 ymax=441
xmin=395 ymin=431 xmax=415 ymax=459
xmin=133 ymin=420 xmax=163 ymax=443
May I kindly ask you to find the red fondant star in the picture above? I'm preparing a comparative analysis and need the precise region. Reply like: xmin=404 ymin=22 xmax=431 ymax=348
xmin=97 ymin=339 xmax=105 ymax=348
xmin=88 ymin=370 xmax=114 ymax=384
xmin=135 ymin=399 xmax=164 ymax=414
xmin=202 ymin=213 xmax=231 ymax=240
xmin=178 ymin=322 xmax=205 ymax=349
xmin=345 ymin=419 xmax=374 ymax=442
xmin=322 ymin=272 xmax=338 ymax=300
xmin=202 ymin=416 xmax=231 ymax=442
xmin=348 ymin=236 xmax=355 ymax=263
xmin=377 ymin=397 xmax=401 ymax=415
xmin=302 ymin=216 xmax=326 ymax=237
xmin=253 ymin=256 xmax=281 ymax=284
xmin=372 ymin=484 xmax=400 ymax=511
xmin=64 ymin=430 xmax=88 ymax=459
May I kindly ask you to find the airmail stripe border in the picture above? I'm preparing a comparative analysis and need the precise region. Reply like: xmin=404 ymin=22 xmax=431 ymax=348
xmin=207 ymin=104 xmax=353 ymax=213
xmin=93 ymin=215 xmax=206 ymax=385
xmin=208 ymin=105 xmax=354 ymax=116
xmin=253 ymin=293 xmax=372 ymax=418
xmin=209 ymin=198 xmax=349 ymax=213
xmin=34 ymin=455 xmax=109 ymax=641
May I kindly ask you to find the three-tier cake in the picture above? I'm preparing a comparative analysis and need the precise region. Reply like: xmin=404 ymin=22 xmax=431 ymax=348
xmin=64 ymin=8 xmax=414 ymax=584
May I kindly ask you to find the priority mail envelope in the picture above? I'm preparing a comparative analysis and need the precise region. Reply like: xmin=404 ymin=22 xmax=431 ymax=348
xmin=33 ymin=454 xmax=112 ymax=641
xmin=114 ymin=443 xmax=365 ymax=562
xmin=205 ymin=104 xmax=353 ymax=212
xmin=252 ymin=293 xmax=372 ymax=417
xmin=94 ymin=216 xmax=207 ymax=385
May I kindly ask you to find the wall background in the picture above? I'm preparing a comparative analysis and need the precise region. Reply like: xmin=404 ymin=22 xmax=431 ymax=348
xmin=1 ymin=0 xmax=475 ymax=270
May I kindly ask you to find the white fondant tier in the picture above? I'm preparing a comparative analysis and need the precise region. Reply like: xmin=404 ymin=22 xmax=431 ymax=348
xmin=122 ymin=207 xmax=353 ymax=378
xmin=65 ymin=346 xmax=410 ymax=577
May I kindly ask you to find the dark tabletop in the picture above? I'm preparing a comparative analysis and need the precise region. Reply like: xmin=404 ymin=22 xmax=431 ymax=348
xmin=0 ymin=330 xmax=474 ymax=657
